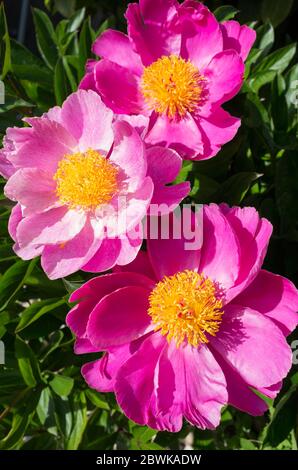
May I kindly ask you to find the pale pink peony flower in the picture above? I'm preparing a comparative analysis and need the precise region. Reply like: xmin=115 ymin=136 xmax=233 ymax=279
xmin=67 ymin=205 xmax=298 ymax=432
xmin=80 ymin=0 xmax=256 ymax=160
xmin=0 ymin=90 xmax=189 ymax=279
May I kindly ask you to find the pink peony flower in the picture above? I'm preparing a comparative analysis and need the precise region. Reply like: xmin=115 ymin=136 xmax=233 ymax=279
xmin=0 ymin=89 xmax=189 ymax=279
xmin=67 ymin=205 xmax=298 ymax=432
xmin=80 ymin=0 xmax=256 ymax=160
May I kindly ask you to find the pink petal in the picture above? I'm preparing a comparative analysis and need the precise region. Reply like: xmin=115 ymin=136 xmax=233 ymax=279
xmin=145 ymin=114 xmax=204 ymax=159
xmin=8 ymin=203 xmax=23 ymax=241
xmin=67 ymin=271 xmax=154 ymax=338
xmin=115 ymin=333 xmax=166 ymax=427
xmin=86 ymin=286 xmax=152 ymax=349
xmin=147 ymin=209 xmax=202 ymax=280
xmin=110 ymin=120 xmax=147 ymax=192
xmin=150 ymin=183 xmax=190 ymax=215
xmin=79 ymin=71 xmax=98 ymax=92
xmin=178 ymin=1 xmax=223 ymax=68
xmin=60 ymin=89 xmax=114 ymax=154
xmin=117 ymin=226 xmax=143 ymax=266
xmin=41 ymin=220 xmax=100 ymax=280
xmin=13 ymin=119 xmax=76 ymax=174
xmin=221 ymin=21 xmax=256 ymax=61
xmin=125 ymin=1 xmax=180 ymax=66
xmin=234 ymin=270 xmax=298 ymax=336
xmin=146 ymin=146 xmax=182 ymax=184
xmin=74 ymin=338 xmax=99 ymax=354
xmin=114 ymin=250 xmax=156 ymax=281
xmin=196 ymin=108 xmax=240 ymax=161
xmin=211 ymin=304 xmax=293 ymax=389
xmin=82 ymin=343 xmax=132 ymax=392
xmin=95 ymin=60 xmax=145 ymax=115
xmin=16 ymin=207 xmax=86 ymax=248
xmin=92 ymin=29 xmax=143 ymax=76
xmin=223 ymin=206 xmax=273 ymax=301
xmin=203 ymin=50 xmax=244 ymax=107
xmin=82 ymin=238 xmax=122 ymax=273
xmin=199 ymin=204 xmax=240 ymax=291
xmin=4 ymin=168 xmax=58 ymax=216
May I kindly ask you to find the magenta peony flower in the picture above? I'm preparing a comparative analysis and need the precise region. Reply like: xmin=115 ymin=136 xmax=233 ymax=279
xmin=0 ymin=89 xmax=189 ymax=279
xmin=80 ymin=0 xmax=256 ymax=160
xmin=67 ymin=205 xmax=298 ymax=432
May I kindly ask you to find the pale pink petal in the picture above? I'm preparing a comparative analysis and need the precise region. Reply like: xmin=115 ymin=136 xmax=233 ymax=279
xmin=4 ymin=168 xmax=58 ymax=216
xmin=211 ymin=305 xmax=293 ymax=389
xmin=86 ymin=286 xmax=152 ymax=349
xmin=8 ymin=204 xmax=23 ymax=241
xmin=41 ymin=220 xmax=100 ymax=280
xmin=117 ymin=226 xmax=143 ymax=266
xmin=60 ymin=89 xmax=114 ymax=154
xmin=234 ymin=270 xmax=298 ymax=336
xmin=13 ymin=119 xmax=76 ymax=174
xmin=110 ymin=120 xmax=147 ymax=191
xmin=221 ymin=21 xmax=256 ymax=61
xmin=16 ymin=207 xmax=86 ymax=248
xmin=150 ymin=183 xmax=190 ymax=215
xmin=92 ymin=29 xmax=143 ymax=75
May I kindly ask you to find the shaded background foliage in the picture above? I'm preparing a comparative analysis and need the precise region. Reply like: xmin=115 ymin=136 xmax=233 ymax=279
xmin=0 ymin=0 xmax=298 ymax=450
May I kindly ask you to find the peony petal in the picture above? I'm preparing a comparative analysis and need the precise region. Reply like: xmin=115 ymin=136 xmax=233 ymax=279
xmin=92 ymin=29 xmax=143 ymax=75
xmin=4 ymin=168 xmax=58 ymax=216
xmin=86 ymin=286 xmax=152 ymax=349
xmin=234 ymin=270 xmax=298 ymax=336
xmin=203 ymin=50 xmax=244 ymax=107
xmin=199 ymin=204 xmax=240 ymax=291
xmin=148 ymin=209 xmax=202 ymax=280
xmin=145 ymin=113 xmax=204 ymax=159
xmin=16 ymin=207 xmax=86 ymax=248
xmin=211 ymin=304 xmax=293 ymax=389
xmin=8 ymin=203 xmax=23 ymax=241
xmin=82 ymin=238 xmax=122 ymax=273
xmin=221 ymin=21 xmax=256 ymax=61
xmin=125 ymin=1 xmax=180 ymax=66
xmin=60 ymin=89 xmax=114 ymax=154
xmin=179 ymin=1 xmax=223 ymax=68
xmin=95 ymin=60 xmax=145 ymax=115
xmin=41 ymin=220 xmax=100 ymax=280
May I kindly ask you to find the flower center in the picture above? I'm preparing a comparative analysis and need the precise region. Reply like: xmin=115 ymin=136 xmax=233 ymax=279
xmin=141 ymin=55 xmax=206 ymax=119
xmin=148 ymin=270 xmax=223 ymax=348
xmin=54 ymin=149 xmax=119 ymax=210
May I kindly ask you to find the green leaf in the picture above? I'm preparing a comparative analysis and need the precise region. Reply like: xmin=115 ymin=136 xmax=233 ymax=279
xmin=15 ymin=336 xmax=43 ymax=387
xmin=276 ymin=151 xmax=298 ymax=234
xmin=66 ymin=8 xmax=86 ymax=33
xmin=271 ymin=74 xmax=288 ymax=131
xmin=66 ymin=392 xmax=87 ymax=450
xmin=214 ymin=5 xmax=239 ymax=21
xmin=212 ymin=172 xmax=261 ymax=205
xmin=253 ymin=43 xmax=296 ymax=75
xmin=263 ymin=384 xmax=298 ymax=447
xmin=85 ymin=389 xmax=110 ymax=410
xmin=78 ymin=17 xmax=94 ymax=78
xmin=261 ymin=0 xmax=293 ymax=27
xmin=0 ymin=259 xmax=37 ymax=312
xmin=11 ymin=40 xmax=53 ymax=88
xmin=54 ymin=56 xmax=77 ymax=105
xmin=240 ymin=438 xmax=257 ymax=450
xmin=16 ymin=298 xmax=66 ymax=332
xmin=0 ymin=3 xmax=11 ymax=79
xmin=0 ymin=392 xmax=41 ymax=450
xmin=32 ymin=8 xmax=58 ymax=69
xmin=255 ymin=23 xmax=274 ymax=57
xmin=50 ymin=375 xmax=74 ymax=397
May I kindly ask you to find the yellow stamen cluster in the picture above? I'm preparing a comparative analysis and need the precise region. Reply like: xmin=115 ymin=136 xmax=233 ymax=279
xmin=148 ymin=270 xmax=223 ymax=348
xmin=54 ymin=149 xmax=118 ymax=210
xmin=141 ymin=55 xmax=205 ymax=119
